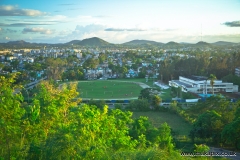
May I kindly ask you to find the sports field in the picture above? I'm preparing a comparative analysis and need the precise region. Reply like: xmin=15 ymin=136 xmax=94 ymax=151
xmin=77 ymin=80 xmax=144 ymax=99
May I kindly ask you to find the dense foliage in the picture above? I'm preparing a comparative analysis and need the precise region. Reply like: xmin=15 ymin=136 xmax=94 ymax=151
xmin=0 ymin=74 xmax=184 ymax=159
xmin=171 ymin=96 xmax=240 ymax=149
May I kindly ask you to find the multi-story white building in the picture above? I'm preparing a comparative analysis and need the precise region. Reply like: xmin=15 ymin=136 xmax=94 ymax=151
xmin=235 ymin=67 xmax=240 ymax=77
xmin=169 ymin=75 xmax=238 ymax=94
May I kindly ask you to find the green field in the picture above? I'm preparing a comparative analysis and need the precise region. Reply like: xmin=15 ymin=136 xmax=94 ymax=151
xmin=76 ymin=79 xmax=172 ymax=100
xmin=77 ymin=80 xmax=143 ymax=99
xmin=132 ymin=111 xmax=193 ymax=152
xmin=132 ymin=111 xmax=192 ymax=136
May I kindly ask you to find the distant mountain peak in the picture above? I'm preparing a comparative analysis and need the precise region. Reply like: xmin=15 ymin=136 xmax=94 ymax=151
xmin=165 ymin=41 xmax=179 ymax=45
xmin=196 ymin=41 xmax=209 ymax=45
xmin=212 ymin=41 xmax=236 ymax=45
xmin=80 ymin=37 xmax=111 ymax=46
xmin=123 ymin=39 xmax=163 ymax=45
xmin=7 ymin=40 xmax=29 ymax=44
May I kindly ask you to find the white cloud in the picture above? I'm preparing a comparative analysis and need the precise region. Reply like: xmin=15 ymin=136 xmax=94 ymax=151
xmin=105 ymin=28 xmax=146 ymax=31
xmin=0 ymin=5 xmax=46 ymax=16
xmin=22 ymin=27 xmax=55 ymax=34
xmin=5 ymin=36 xmax=10 ymax=40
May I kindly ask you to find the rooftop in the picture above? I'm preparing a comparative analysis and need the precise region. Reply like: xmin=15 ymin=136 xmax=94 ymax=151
xmin=183 ymin=75 xmax=207 ymax=81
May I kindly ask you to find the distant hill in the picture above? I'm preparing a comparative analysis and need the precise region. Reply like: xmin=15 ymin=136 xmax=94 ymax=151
xmin=211 ymin=41 xmax=236 ymax=46
xmin=65 ymin=40 xmax=81 ymax=45
xmin=123 ymin=40 xmax=164 ymax=46
xmin=165 ymin=41 xmax=179 ymax=45
xmin=0 ymin=37 xmax=239 ymax=49
xmin=195 ymin=41 xmax=210 ymax=46
xmin=7 ymin=40 xmax=30 ymax=45
xmin=79 ymin=37 xmax=112 ymax=46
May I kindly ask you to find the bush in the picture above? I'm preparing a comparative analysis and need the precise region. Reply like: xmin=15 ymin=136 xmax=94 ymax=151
xmin=126 ymin=99 xmax=150 ymax=111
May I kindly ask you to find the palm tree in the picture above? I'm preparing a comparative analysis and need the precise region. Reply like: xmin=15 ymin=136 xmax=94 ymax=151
xmin=208 ymin=74 xmax=217 ymax=95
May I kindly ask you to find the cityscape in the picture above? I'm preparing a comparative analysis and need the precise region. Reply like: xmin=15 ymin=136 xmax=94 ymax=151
xmin=0 ymin=0 xmax=240 ymax=159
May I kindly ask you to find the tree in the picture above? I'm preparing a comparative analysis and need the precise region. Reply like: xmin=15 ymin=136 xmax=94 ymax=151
xmin=221 ymin=118 xmax=240 ymax=149
xmin=0 ymin=74 xmax=184 ymax=159
xmin=189 ymin=110 xmax=223 ymax=144
xmin=126 ymin=99 xmax=150 ymax=111
xmin=83 ymin=58 xmax=99 ymax=69
xmin=152 ymin=95 xmax=161 ymax=110
xmin=0 ymin=74 xmax=26 ymax=159
xmin=221 ymin=105 xmax=240 ymax=149
xmin=45 ymin=58 xmax=66 ymax=80
xmin=26 ymin=81 xmax=81 ymax=159
xmin=208 ymin=74 xmax=217 ymax=94
xmin=194 ymin=144 xmax=210 ymax=153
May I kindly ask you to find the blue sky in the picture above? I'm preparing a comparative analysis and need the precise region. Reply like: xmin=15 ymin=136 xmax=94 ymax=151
xmin=0 ymin=0 xmax=239 ymax=43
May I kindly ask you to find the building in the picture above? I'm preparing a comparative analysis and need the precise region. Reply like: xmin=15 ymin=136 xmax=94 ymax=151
xmin=169 ymin=75 xmax=238 ymax=94
xmin=235 ymin=67 xmax=240 ymax=77
xmin=77 ymin=52 xmax=82 ymax=59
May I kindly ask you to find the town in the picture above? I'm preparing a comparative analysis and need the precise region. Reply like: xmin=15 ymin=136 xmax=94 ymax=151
xmin=0 ymin=38 xmax=240 ymax=100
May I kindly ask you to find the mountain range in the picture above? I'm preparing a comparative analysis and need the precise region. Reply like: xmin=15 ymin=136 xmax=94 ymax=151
xmin=0 ymin=37 xmax=239 ymax=49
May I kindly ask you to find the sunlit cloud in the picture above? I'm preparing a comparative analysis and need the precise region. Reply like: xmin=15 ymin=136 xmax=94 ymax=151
xmin=0 ymin=5 xmax=46 ymax=16
xmin=22 ymin=27 xmax=55 ymax=34
xmin=105 ymin=28 xmax=146 ymax=31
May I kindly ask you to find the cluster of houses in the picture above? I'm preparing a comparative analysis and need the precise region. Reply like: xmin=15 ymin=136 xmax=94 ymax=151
xmin=0 ymin=47 xmax=240 ymax=97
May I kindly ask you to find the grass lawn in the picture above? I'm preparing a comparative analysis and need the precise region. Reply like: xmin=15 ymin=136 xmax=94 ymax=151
xmin=77 ymin=80 xmax=143 ymax=99
xmin=132 ymin=111 xmax=192 ymax=136
xmin=76 ymin=78 xmax=172 ymax=100
xmin=132 ymin=111 xmax=194 ymax=152
xmin=113 ymin=78 xmax=158 ymax=87
xmin=160 ymin=88 xmax=172 ymax=101
xmin=132 ymin=111 xmax=233 ymax=159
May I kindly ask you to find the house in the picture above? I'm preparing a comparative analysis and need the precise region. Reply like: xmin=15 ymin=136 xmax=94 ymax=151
xmin=169 ymin=75 xmax=238 ymax=94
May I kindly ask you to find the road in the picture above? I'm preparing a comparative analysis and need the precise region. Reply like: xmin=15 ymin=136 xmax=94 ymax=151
xmin=209 ymin=147 xmax=240 ymax=160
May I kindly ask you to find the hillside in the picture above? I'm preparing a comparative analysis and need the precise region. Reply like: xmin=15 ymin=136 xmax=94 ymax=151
xmin=79 ymin=37 xmax=112 ymax=46
xmin=211 ymin=41 xmax=236 ymax=46
xmin=0 ymin=37 xmax=239 ymax=49
xmin=7 ymin=40 xmax=30 ymax=45
xmin=65 ymin=40 xmax=81 ymax=45
xmin=195 ymin=41 xmax=211 ymax=46
xmin=123 ymin=39 xmax=163 ymax=46
xmin=165 ymin=41 xmax=179 ymax=45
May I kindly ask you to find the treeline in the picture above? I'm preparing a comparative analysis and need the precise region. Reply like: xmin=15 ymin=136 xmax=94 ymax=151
xmin=170 ymin=96 xmax=240 ymax=150
xmin=0 ymin=74 xmax=184 ymax=159
xmin=158 ymin=52 xmax=240 ymax=83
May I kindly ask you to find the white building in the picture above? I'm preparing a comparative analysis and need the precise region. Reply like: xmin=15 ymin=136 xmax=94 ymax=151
xmin=169 ymin=75 xmax=238 ymax=94
xmin=7 ymin=56 xmax=17 ymax=61
xmin=28 ymin=58 xmax=34 ymax=63
xmin=235 ymin=67 xmax=240 ymax=77
xmin=77 ymin=52 xmax=82 ymax=59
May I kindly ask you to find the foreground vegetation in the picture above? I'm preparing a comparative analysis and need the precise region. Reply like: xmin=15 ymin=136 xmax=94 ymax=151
xmin=1 ymin=74 xmax=239 ymax=159
xmin=1 ymin=74 xmax=185 ymax=159
xmin=169 ymin=96 xmax=240 ymax=151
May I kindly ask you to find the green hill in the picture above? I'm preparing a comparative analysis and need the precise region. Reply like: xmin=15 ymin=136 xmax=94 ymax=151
xmin=123 ymin=39 xmax=163 ymax=46
xmin=79 ymin=37 xmax=112 ymax=46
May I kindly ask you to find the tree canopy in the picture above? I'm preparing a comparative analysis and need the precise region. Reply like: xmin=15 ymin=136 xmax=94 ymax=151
xmin=0 ymin=74 xmax=184 ymax=159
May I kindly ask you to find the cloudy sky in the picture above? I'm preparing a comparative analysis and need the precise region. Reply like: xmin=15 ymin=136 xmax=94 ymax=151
xmin=0 ymin=0 xmax=240 ymax=43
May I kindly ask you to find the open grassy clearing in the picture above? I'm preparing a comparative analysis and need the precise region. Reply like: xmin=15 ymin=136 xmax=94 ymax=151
xmin=113 ymin=78 xmax=157 ymax=87
xmin=132 ymin=111 xmax=195 ymax=152
xmin=160 ymin=88 xmax=172 ymax=100
xmin=76 ymin=78 xmax=172 ymax=100
xmin=77 ymin=80 xmax=143 ymax=99
xmin=132 ymin=111 xmax=192 ymax=136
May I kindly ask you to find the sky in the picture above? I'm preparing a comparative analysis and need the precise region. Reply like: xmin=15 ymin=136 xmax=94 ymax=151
xmin=0 ymin=0 xmax=240 ymax=44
